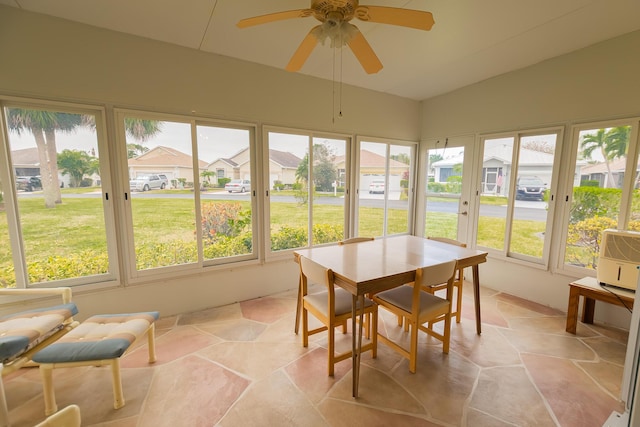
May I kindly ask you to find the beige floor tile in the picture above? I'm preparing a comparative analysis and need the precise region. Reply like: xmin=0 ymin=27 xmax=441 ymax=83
xmin=3 ymin=284 xmax=628 ymax=427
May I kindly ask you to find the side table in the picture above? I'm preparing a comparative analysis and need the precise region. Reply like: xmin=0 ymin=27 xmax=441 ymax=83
xmin=566 ymin=276 xmax=635 ymax=334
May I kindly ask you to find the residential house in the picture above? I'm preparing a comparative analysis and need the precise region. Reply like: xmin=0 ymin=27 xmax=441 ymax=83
xmin=207 ymin=148 xmax=302 ymax=189
xmin=128 ymin=146 xmax=207 ymax=187
xmin=335 ymin=149 xmax=410 ymax=192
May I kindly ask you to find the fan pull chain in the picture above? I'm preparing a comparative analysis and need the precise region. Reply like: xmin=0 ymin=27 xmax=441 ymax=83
xmin=339 ymin=42 xmax=343 ymax=118
xmin=332 ymin=44 xmax=336 ymax=124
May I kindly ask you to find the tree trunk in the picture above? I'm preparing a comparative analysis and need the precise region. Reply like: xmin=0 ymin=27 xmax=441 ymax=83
xmin=44 ymin=129 xmax=62 ymax=203
xmin=34 ymin=130 xmax=56 ymax=208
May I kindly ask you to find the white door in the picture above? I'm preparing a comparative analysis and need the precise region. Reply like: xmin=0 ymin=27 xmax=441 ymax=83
xmin=419 ymin=136 xmax=475 ymax=243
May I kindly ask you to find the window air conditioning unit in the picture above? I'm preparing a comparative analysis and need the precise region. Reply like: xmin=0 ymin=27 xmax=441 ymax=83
xmin=597 ymin=229 xmax=640 ymax=291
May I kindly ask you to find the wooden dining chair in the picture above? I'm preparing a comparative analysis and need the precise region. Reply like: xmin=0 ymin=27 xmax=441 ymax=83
xmin=294 ymin=237 xmax=374 ymax=334
xmin=299 ymin=255 xmax=378 ymax=376
xmin=373 ymin=259 xmax=457 ymax=373
xmin=426 ymin=236 xmax=467 ymax=323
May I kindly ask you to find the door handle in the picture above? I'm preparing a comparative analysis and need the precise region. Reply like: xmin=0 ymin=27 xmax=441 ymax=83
xmin=458 ymin=211 xmax=468 ymax=216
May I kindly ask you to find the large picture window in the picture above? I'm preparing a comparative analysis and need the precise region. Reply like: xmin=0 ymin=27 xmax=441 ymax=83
xmin=562 ymin=121 xmax=639 ymax=272
xmin=357 ymin=139 xmax=415 ymax=237
xmin=266 ymin=129 xmax=348 ymax=253
xmin=117 ymin=111 xmax=257 ymax=278
xmin=0 ymin=102 xmax=117 ymax=288
xmin=475 ymin=129 xmax=561 ymax=265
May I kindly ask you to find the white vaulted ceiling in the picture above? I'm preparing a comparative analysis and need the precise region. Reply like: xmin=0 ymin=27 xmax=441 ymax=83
xmin=2 ymin=0 xmax=640 ymax=100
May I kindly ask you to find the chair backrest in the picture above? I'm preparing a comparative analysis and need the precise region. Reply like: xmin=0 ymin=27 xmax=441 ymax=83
xmin=338 ymin=237 xmax=374 ymax=245
xmin=35 ymin=404 xmax=81 ymax=427
xmin=427 ymin=236 xmax=467 ymax=248
xmin=415 ymin=259 xmax=458 ymax=290
xmin=299 ymin=255 xmax=333 ymax=291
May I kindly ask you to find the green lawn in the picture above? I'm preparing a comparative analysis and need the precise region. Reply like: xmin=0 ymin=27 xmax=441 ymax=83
xmin=0 ymin=195 xmax=549 ymax=286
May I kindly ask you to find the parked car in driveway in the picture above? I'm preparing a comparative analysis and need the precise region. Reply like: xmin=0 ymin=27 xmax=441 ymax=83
xmin=368 ymin=179 xmax=385 ymax=194
xmin=15 ymin=176 xmax=42 ymax=192
xmin=129 ymin=174 xmax=168 ymax=191
xmin=516 ymin=176 xmax=546 ymax=201
xmin=225 ymin=179 xmax=251 ymax=193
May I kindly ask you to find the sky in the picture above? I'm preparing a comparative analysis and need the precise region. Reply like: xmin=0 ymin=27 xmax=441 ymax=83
xmin=8 ymin=121 xmax=252 ymax=164
xmin=8 ymin=121 xmax=354 ymax=163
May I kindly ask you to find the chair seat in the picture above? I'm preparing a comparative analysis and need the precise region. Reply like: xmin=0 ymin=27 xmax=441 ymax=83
xmin=304 ymin=288 xmax=374 ymax=318
xmin=0 ymin=303 xmax=78 ymax=363
xmin=376 ymin=285 xmax=449 ymax=319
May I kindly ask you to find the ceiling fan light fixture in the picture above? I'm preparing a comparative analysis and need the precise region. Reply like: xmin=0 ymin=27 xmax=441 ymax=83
xmin=312 ymin=19 xmax=358 ymax=47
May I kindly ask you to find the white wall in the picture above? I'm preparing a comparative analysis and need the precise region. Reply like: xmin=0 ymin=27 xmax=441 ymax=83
xmin=0 ymin=6 xmax=420 ymax=319
xmin=422 ymin=30 xmax=640 ymax=328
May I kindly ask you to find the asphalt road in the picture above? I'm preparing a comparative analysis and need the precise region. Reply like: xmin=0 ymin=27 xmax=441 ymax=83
xmin=17 ymin=190 xmax=549 ymax=221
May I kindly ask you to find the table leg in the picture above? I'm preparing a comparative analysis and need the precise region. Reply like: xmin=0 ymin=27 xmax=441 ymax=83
xmin=351 ymin=294 xmax=365 ymax=398
xmin=472 ymin=265 xmax=482 ymax=335
xmin=582 ymin=297 xmax=596 ymax=324
xmin=566 ymin=285 xmax=580 ymax=334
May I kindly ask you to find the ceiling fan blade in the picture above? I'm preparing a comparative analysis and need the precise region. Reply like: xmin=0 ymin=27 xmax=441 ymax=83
xmin=285 ymin=27 xmax=320 ymax=72
xmin=347 ymin=27 xmax=383 ymax=74
xmin=356 ymin=6 xmax=435 ymax=31
xmin=237 ymin=9 xmax=313 ymax=29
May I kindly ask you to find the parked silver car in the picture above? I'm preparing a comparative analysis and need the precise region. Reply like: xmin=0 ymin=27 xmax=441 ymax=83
xmin=225 ymin=179 xmax=251 ymax=193
xmin=130 ymin=174 xmax=168 ymax=191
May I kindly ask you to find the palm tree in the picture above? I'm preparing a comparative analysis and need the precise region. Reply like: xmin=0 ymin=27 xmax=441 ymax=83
xmin=123 ymin=118 xmax=162 ymax=142
xmin=7 ymin=109 xmax=82 ymax=207
xmin=580 ymin=126 xmax=630 ymax=188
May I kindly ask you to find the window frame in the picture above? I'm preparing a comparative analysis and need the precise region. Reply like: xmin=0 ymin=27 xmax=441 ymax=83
xmin=114 ymin=108 xmax=259 ymax=284
xmin=0 ymin=96 xmax=120 ymax=290
xmin=353 ymin=135 xmax=418 ymax=238
xmin=263 ymin=125 xmax=352 ymax=261
xmin=557 ymin=117 xmax=640 ymax=277
xmin=472 ymin=126 xmax=564 ymax=269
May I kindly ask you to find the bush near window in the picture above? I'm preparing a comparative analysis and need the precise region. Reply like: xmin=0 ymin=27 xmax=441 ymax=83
xmin=570 ymin=187 xmax=621 ymax=223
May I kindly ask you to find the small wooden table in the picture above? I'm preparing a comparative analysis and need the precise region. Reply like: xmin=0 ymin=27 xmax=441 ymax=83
xmin=565 ymin=276 xmax=635 ymax=334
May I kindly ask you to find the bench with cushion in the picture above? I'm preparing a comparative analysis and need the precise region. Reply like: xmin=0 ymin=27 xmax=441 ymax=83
xmin=33 ymin=311 xmax=159 ymax=416
xmin=0 ymin=287 xmax=79 ymax=427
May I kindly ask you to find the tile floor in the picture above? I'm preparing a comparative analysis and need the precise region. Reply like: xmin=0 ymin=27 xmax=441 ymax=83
xmin=5 ymin=282 xmax=628 ymax=427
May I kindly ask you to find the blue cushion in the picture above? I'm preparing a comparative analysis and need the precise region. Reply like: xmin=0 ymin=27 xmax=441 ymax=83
xmin=33 ymin=339 xmax=132 ymax=363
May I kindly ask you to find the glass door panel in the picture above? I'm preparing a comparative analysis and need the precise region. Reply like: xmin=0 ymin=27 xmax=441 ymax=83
xmin=425 ymin=145 xmax=464 ymax=240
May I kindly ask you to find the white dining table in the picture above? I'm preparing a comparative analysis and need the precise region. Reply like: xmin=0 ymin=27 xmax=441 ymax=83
xmin=294 ymin=235 xmax=488 ymax=398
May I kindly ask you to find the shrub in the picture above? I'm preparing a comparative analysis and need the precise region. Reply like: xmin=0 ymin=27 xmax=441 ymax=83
xmin=570 ymin=187 xmax=621 ymax=223
xmin=427 ymin=182 xmax=447 ymax=193
xmin=217 ymin=177 xmax=231 ymax=188
xmin=201 ymin=202 xmax=249 ymax=241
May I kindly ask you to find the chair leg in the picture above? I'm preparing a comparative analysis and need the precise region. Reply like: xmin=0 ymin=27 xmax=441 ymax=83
xmin=371 ymin=308 xmax=378 ymax=359
xmin=443 ymin=313 xmax=452 ymax=354
xmin=455 ymin=283 xmax=463 ymax=323
xmin=328 ymin=320 xmax=335 ymax=377
xmin=40 ymin=364 xmax=58 ymax=416
xmin=302 ymin=307 xmax=309 ymax=348
xmin=110 ymin=359 xmax=125 ymax=409
xmin=397 ymin=315 xmax=403 ymax=327
xmin=147 ymin=323 xmax=157 ymax=363
xmin=294 ymin=276 xmax=302 ymax=334
xmin=409 ymin=321 xmax=418 ymax=374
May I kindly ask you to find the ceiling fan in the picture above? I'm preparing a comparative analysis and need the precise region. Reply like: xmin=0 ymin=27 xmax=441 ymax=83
xmin=237 ymin=0 xmax=435 ymax=74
